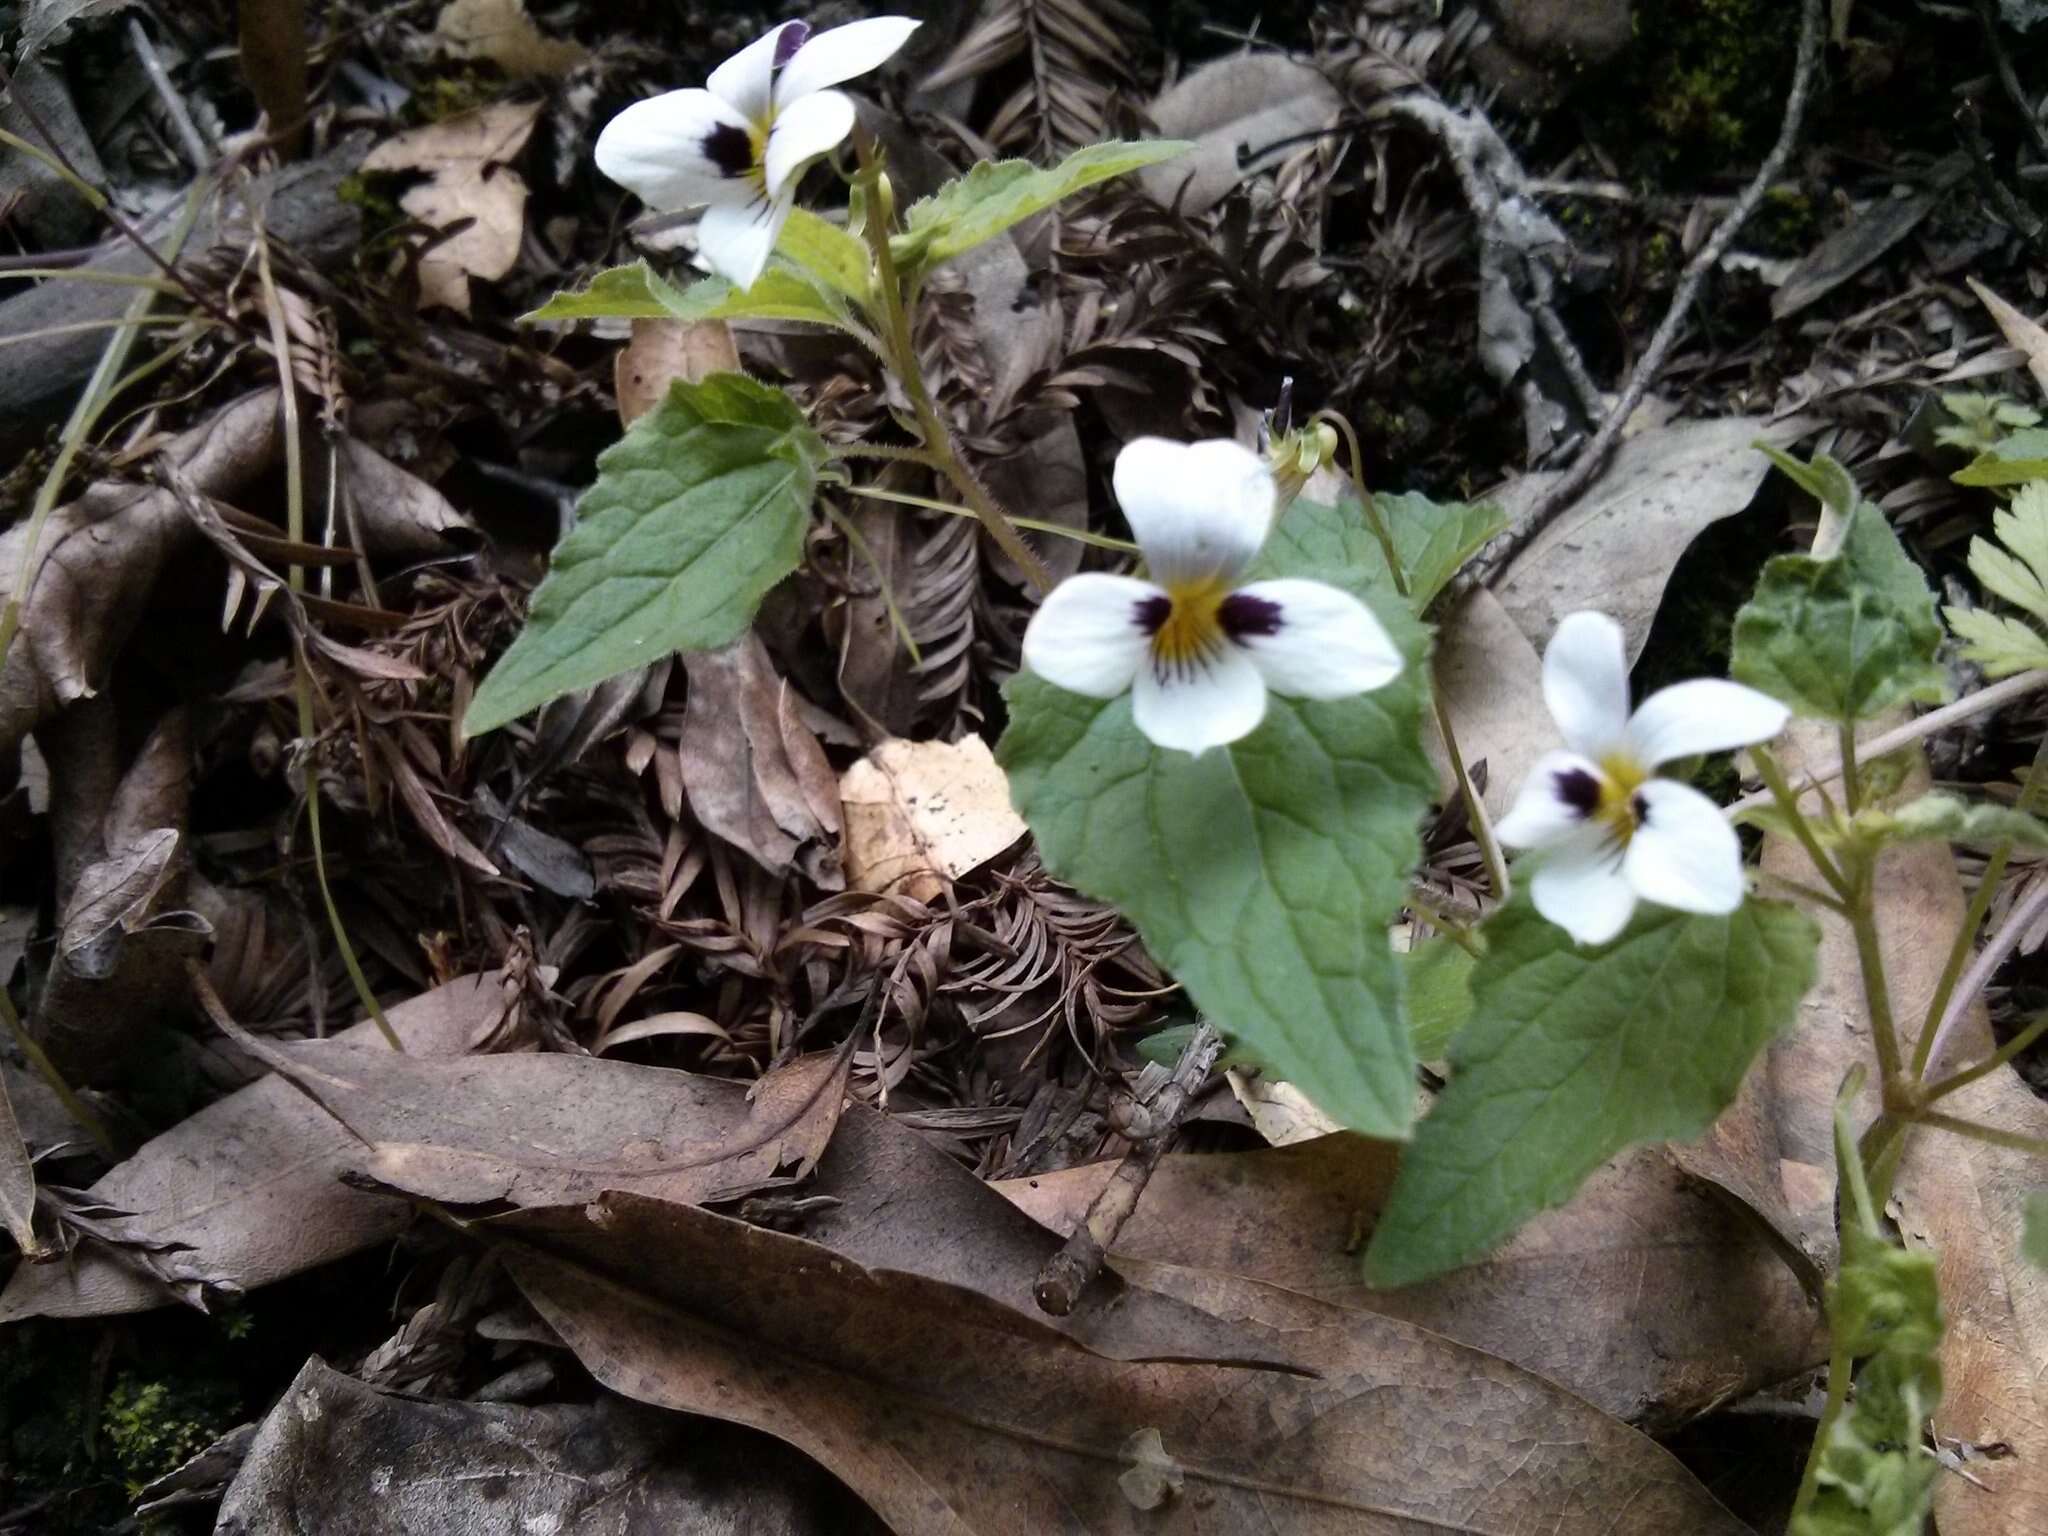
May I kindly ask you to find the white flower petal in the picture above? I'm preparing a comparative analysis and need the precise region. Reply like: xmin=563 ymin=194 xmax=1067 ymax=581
xmin=1112 ymin=437 xmax=1275 ymax=586
xmin=1226 ymin=579 xmax=1402 ymax=698
xmin=696 ymin=196 xmax=792 ymax=290
xmin=1624 ymin=778 xmax=1745 ymax=915
xmin=1495 ymin=750 xmax=1607 ymax=849
xmin=1624 ymin=679 xmax=1791 ymax=767
xmin=775 ymin=16 xmax=921 ymax=105
xmin=763 ymin=89 xmax=855 ymax=197
xmin=1542 ymin=611 xmax=1633 ymax=759
xmin=1132 ymin=644 xmax=1267 ymax=755
xmin=1021 ymin=573 xmax=1161 ymax=698
xmin=708 ymin=21 xmax=806 ymax=121
xmin=1529 ymin=831 xmax=1638 ymax=945
xmin=594 ymin=89 xmax=754 ymax=211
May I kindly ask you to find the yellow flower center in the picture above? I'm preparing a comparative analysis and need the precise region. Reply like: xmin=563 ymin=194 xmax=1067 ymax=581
xmin=1149 ymin=576 xmax=1230 ymax=677
xmin=1594 ymin=753 xmax=1651 ymax=844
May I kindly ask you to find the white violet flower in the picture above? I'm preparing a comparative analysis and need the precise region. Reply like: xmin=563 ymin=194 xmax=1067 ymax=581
xmin=1497 ymin=610 xmax=1791 ymax=946
xmin=593 ymin=17 xmax=919 ymax=291
xmin=1021 ymin=437 xmax=1405 ymax=755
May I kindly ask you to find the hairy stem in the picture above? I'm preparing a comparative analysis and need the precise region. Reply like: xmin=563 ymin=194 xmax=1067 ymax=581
xmin=850 ymin=135 xmax=1052 ymax=593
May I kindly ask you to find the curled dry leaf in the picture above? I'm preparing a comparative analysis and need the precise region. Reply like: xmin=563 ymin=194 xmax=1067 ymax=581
xmin=1491 ymin=414 xmax=1817 ymax=662
xmin=0 ymin=973 xmax=518 ymax=1321
xmin=0 ymin=1073 xmax=45 ymax=1260
xmin=679 ymin=635 xmax=843 ymax=887
xmin=334 ymin=438 xmax=480 ymax=559
xmin=500 ymin=1185 xmax=1750 ymax=1534
xmin=260 ymin=1044 xmax=858 ymax=1212
xmin=360 ymin=100 xmax=541 ymax=314
xmin=996 ymin=1133 xmax=1824 ymax=1430
xmin=0 ymin=391 xmax=277 ymax=765
xmin=218 ymin=1357 xmax=875 ymax=1536
xmin=840 ymin=734 xmax=1026 ymax=901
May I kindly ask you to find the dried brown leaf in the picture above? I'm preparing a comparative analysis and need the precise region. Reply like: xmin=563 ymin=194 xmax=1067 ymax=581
xmin=502 ymin=1185 xmax=1751 ymax=1533
xmin=0 ymin=973 xmax=518 ymax=1320
xmin=679 ymin=635 xmax=843 ymax=887
xmin=995 ymin=1134 xmax=1824 ymax=1429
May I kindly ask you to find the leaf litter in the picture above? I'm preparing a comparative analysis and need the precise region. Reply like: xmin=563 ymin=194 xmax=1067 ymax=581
xmin=10 ymin=1 xmax=2048 ymax=1531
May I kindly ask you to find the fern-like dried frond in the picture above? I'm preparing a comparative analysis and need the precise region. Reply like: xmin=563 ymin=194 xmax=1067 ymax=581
xmin=924 ymin=0 xmax=1151 ymax=159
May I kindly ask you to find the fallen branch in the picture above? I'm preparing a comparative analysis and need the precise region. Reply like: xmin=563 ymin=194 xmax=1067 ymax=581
xmin=1033 ymin=1022 xmax=1223 ymax=1316
xmin=1467 ymin=0 xmax=1827 ymax=589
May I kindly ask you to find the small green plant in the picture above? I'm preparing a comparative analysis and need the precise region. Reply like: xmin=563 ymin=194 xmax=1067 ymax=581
xmin=1935 ymin=390 xmax=2042 ymax=454
xmin=466 ymin=21 xmax=2048 ymax=1532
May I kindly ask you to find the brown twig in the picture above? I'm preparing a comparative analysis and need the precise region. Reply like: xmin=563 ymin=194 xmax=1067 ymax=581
xmin=1033 ymin=1022 xmax=1222 ymax=1316
xmin=1467 ymin=0 xmax=1827 ymax=589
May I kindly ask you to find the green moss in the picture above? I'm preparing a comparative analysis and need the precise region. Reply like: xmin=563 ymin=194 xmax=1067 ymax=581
xmin=414 ymin=71 xmax=500 ymax=124
xmin=1750 ymin=186 xmax=1818 ymax=256
xmin=101 ymin=1373 xmax=240 ymax=1498
xmin=1607 ymin=0 xmax=1802 ymax=181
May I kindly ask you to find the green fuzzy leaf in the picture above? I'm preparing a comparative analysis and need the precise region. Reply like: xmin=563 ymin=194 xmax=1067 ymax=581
xmin=776 ymin=208 xmax=872 ymax=301
xmin=1944 ymin=605 xmax=2048 ymax=678
xmin=2025 ymin=1190 xmax=2048 ymax=1270
xmin=999 ymin=502 xmax=1439 ymax=1139
xmin=464 ymin=374 xmax=827 ymax=736
xmin=1953 ymin=426 xmax=2048 ymax=486
xmin=1266 ymin=491 xmax=1503 ymax=611
xmin=523 ymin=262 xmax=692 ymax=321
xmin=1853 ymin=792 xmax=2048 ymax=851
xmin=1968 ymin=484 xmax=2048 ymax=622
xmin=1134 ymin=1022 xmax=1265 ymax=1073
xmin=1363 ymin=898 xmax=1819 ymax=1288
xmin=1731 ymin=453 xmax=1948 ymax=722
xmin=1403 ymin=936 xmax=1477 ymax=1060
xmin=1369 ymin=492 xmax=1510 ymax=606
xmin=524 ymin=261 xmax=854 ymax=330
xmin=898 ymin=140 xmax=1192 ymax=267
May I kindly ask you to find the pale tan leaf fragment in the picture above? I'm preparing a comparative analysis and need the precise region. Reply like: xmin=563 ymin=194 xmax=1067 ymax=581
xmin=839 ymin=735 xmax=1025 ymax=901
xmin=1969 ymin=277 xmax=2048 ymax=402
xmin=0 ymin=1072 xmax=47 ymax=1260
xmin=431 ymin=0 xmax=587 ymax=78
xmin=361 ymin=101 xmax=540 ymax=313
xmin=614 ymin=319 xmax=739 ymax=427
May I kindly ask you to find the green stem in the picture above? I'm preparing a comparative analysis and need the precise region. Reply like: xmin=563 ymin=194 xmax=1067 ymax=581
xmin=1431 ymin=682 xmax=1510 ymax=902
xmin=1403 ymin=891 xmax=1483 ymax=957
xmin=849 ymin=134 xmax=1052 ymax=594
xmin=1314 ymin=409 xmax=1408 ymax=599
xmin=1843 ymin=852 xmax=1904 ymax=1086
xmin=1907 ymin=1108 xmax=2048 ymax=1155
xmin=1790 ymin=1337 xmax=1854 ymax=1519
xmin=1914 ymin=726 xmax=2048 ymax=1077
xmin=839 ymin=481 xmax=1139 ymax=552
xmin=0 ymin=988 xmax=116 ymax=1159
xmin=1923 ymin=1011 xmax=2048 ymax=1106
xmin=1838 ymin=722 xmax=1862 ymax=815
xmin=1750 ymin=745 xmax=1852 ymax=900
